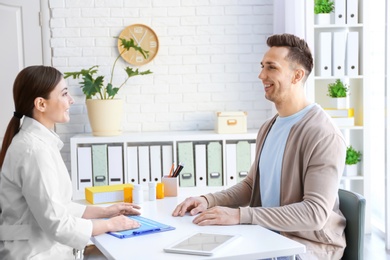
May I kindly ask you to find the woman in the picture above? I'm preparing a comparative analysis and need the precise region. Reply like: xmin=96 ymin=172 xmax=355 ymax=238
xmin=0 ymin=66 xmax=141 ymax=259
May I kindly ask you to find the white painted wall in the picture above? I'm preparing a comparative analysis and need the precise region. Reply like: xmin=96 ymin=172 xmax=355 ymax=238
xmin=48 ymin=0 xmax=274 ymax=169
xmin=0 ymin=0 xmax=48 ymax=144
xmin=367 ymin=0 xmax=386 ymax=235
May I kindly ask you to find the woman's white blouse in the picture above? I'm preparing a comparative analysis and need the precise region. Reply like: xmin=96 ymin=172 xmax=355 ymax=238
xmin=0 ymin=117 xmax=92 ymax=259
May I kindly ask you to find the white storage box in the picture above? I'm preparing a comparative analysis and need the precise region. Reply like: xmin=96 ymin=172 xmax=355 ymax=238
xmin=215 ymin=111 xmax=247 ymax=134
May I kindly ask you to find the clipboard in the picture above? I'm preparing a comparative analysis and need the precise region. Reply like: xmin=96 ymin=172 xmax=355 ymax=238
xmin=108 ymin=215 xmax=175 ymax=239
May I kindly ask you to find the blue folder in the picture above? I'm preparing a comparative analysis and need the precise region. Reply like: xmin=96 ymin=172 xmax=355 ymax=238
xmin=108 ymin=215 xmax=175 ymax=239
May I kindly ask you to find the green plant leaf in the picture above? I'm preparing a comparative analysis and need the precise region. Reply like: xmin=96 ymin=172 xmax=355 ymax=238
xmin=106 ymin=83 xmax=120 ymax=99
xmin=117 ymin=37 xmax=150 ymax=59
xmin=64 ymin=38 xmax=153 ymax=100
xmin=64 ymin=65 xmax=99 ymax=79
xmin=82 ymin=75 xmax=104 ymax=99
xmin=327 ymin=79 xmax=348 ymax=98
xmin=345 ymin=145 xmax=362 ymax=165
xmin=124 ymin=67 xmax=153 ymax=78
xmin=314 ymin=0 xmax=334 ymax=14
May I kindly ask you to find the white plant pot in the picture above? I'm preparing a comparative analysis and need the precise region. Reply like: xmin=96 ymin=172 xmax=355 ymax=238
xmin=315 ymin=14 xmax=332 ymax=25
xmin=86 ymin=99 xmax=123 ymax=136
xmin=343 ymin=164 xmax=359 ymax=177
xmin=329 ymin=97 xmax=348 ymax=109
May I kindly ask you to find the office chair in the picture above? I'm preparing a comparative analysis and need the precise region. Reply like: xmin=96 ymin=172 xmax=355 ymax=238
xmin=338 ymin=189 xmax=366 ymax=260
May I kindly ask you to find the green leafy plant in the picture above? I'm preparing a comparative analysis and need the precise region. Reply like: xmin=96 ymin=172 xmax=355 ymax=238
xmin=314 ymin=0 xmax=334 ymax=14
xmin=345 ymin=145 xmax=362 ymax=165
xmin=327 ymin=79 xmax=349 ymax=98
xmin=64 ymin=37 xmax=153 ymax=100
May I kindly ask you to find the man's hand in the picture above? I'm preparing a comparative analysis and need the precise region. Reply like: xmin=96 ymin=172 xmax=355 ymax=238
xmin=192 ymin=206 xmax=240 ymax=226
xmin=172 ymin=196 xmax=208 ymax=217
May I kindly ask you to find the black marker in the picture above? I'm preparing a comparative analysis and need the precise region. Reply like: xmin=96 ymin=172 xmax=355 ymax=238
xmin=173 ymin=162 xmax=185 ymax=177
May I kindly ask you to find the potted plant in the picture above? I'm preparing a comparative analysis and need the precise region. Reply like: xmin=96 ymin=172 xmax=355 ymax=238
xmin=314 ymin=0 xmax=334 ymax=25
xmin=344 ymin=145 xmax=362 ymax=176
xmin=64 ymin=37 xmax=152 ymax=136
xmin=327 ymin=79 xmax=349 ymax=109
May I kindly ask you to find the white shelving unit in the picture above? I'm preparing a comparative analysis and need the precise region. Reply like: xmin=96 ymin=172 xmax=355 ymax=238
xmin=70 ymin=130 xmax=258 ymax=200
xmin=304 ymin=0 xmax=371 ymax=231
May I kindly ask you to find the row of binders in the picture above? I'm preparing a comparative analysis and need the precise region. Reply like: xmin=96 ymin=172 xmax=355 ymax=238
xmin=316 ymin=31 xmax=359 ymax=77
xmin=176 ymin=141 xmax=256 ymax=188
xmin=76 ymin=140 xmax=257 ymax=192
xmin=76 ymin=143 xmax=173 ymax=191
xmin=333 ymin=0 xmax=359 ymax=25
xmin=127 ymin=144 xmax=173 ymax=185
xmin=77 ymin=145 xmax=124 ymax=191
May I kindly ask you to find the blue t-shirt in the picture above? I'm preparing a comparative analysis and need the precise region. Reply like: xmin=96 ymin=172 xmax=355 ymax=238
xmin=259 ymin=104 xmax=315 ymax=207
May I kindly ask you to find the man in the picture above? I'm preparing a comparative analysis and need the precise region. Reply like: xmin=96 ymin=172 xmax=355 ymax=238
xmin=172 ymin=34 xmax=347 ymax=259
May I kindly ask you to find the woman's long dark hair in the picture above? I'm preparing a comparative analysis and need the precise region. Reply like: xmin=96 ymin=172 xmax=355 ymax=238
xmin=0 ymin=66 xmax=62 ymax=168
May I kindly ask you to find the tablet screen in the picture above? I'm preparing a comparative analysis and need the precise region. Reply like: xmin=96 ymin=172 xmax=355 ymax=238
xmin=164 ymin=232 xmax=239 ymax=256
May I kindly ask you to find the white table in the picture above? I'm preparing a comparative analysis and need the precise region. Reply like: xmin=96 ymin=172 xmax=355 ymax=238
xmin=91 ymin=197 xmax=306 ymax=260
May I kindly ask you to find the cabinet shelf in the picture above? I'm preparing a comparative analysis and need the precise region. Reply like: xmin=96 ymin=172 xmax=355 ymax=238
xmin=70 ymin=130 xmax=259 ymax=200
xmin=339 ymin=126 xmax=364 ymax=130
xmin=314 ymin=24 xmax=363 ymax=29
xmin=341 ymin=175 xmax=364 ymax=181
xmin=276 ymin=0 xmax=370 ymax=233
xmin=314 ymin=75 xmax=363 ymax=80
xmin=305 ymin=0 xmax=369 ymax=211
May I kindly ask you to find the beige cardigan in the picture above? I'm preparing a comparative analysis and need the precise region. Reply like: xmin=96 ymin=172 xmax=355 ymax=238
xmin=204 ymin=105 xmax=347 ymax=260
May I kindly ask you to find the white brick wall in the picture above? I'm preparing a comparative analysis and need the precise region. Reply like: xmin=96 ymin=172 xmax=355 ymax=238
xmin=50 ymin=0 xmax=274 ymax=169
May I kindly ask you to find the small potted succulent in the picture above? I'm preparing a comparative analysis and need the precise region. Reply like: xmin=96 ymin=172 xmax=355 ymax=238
xmin=327 ymin=79 xmax=349 ymax=109
xmin=344 ymin=145 xmax=362 ymax=176
xmin=314 ymin=0 xmax=334 ymax=25
xmin=64 ymin=37 xmax=152 ymax=136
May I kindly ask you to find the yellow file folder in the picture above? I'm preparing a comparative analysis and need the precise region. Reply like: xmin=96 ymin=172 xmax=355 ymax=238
xmin=85 ymin=183 xmax=133 ymax=204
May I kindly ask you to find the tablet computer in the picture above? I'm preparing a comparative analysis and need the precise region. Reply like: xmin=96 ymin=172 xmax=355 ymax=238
xmin=163 ymin=232 xmax=240 ymax=256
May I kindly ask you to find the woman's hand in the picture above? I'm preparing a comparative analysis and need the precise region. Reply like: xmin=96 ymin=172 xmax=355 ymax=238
xmin=92 ymin=215 xmax=140 ymax=236
xmin=106 ymin=215 xmax=140 ymax=232
xmin=83 ymin=203 xmax=141 ymax=219
xmin=86 ymin=202 xmax=142 ymax=236
xmin=104 ymin=203 xmax=141 ymax=218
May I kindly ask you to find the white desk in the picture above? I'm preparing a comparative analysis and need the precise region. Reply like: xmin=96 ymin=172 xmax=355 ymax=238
xmin=91 ymin=197 xmax=305 ymax=259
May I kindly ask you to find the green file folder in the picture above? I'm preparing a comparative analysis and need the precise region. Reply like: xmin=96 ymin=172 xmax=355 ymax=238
xmin=92 ymin=144 xmax=108 ymax=186
xmin=236 ymin=141 xmax=251 ymax=182
xmin=177 ymin=142 xmax=195 ymax=187
xmin=207 ymin=142 xmax=223 ymax=186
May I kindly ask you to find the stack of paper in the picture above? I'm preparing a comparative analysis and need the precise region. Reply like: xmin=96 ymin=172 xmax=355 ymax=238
xmin=324 ymin=108 xmax=355 ymax=127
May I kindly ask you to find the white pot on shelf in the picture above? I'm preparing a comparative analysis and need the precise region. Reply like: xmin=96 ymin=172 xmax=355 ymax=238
xmin=315 ymin=13 xmax=332 ymax=25
xmin=329 ymin=97 xmax=348 ymax=109
xmin=343 ymin=164 xmax=359 ymax=177
xmin=86 ymin=99 xmax=124 ymax=136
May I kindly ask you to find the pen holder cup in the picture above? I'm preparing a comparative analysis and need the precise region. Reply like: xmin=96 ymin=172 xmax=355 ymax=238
xmin=162 ymin=176 xmax=179 ymax=197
